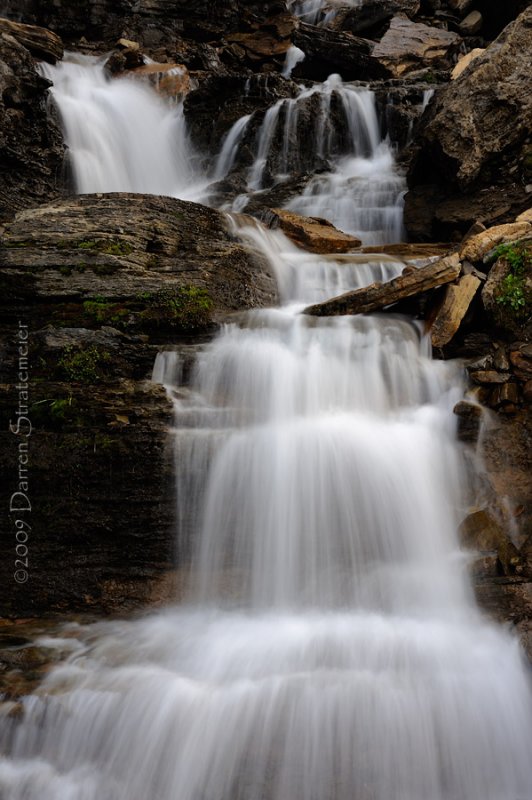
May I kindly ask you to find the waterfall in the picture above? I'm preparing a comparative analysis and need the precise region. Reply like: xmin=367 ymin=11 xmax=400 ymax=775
xmin=39 ymin=54 xmax=204 ymax=200
xmin=215 ymin=75 xmax=406 ymax=243
xmin=288 ymin=0 xmax=364 ymax=25
xmin=2 ymin=38 xmax=532 ymax=800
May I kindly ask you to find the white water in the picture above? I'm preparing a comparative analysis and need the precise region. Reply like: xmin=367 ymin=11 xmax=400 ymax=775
xmin=289 ymin=0 xmax=363 ymax=25
xmin=40 ymin=54 xmax=204 ymax=199
xmin=216 ymin=75 xmax=406 ymax=243
xmin=2 ymin=42 xmax=532 ymax=800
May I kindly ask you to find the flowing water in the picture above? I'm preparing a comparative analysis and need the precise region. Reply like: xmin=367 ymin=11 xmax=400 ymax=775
xmin=215 ymin=74 xmax=406 ymax=242
xmin=1 ymin=48 xmax=532 ymax=800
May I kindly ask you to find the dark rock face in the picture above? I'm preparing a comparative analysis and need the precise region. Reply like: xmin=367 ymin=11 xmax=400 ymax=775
xmin=292 ymin=22 xmax=373 ymax=81
xmin=0 ymin=193 xmax=278 ymax=615
xmin=405 ymin=7 xmax=532 ymax=240
xmin=0 ymin=33 xmax=64 ymax=222
xmin=0 ymin=194 xmax=278 ymax=316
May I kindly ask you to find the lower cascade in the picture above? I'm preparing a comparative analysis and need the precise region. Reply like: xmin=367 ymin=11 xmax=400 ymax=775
xmin=1 ymin=41 xmax=532 ymax=800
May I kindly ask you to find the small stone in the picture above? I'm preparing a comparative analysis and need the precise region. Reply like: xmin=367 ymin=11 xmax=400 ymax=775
xmin=459 ymin=11 xmax=483 ymax=36
xmin=490 ymin=383 xmax=520 ymax=407
xmin=470 ymin=370 xmax=510 ymax=385
xmin=117 ymin=38 xmax=140 ymax=50
xmin=493 ymin=348 xmax=510 ymax=372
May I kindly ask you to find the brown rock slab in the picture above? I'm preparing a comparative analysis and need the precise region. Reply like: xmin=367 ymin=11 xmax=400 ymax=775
xmin=303 ymin=253 xmax=461 ymax=317
xmin=451 ymin=48 xmax=485 ymax=80
xmin=459 ymin=11 xmax=483 ymax=36
xmin=371 ymin=16 xmax=461 ymax=78
xmin=0 ymin=194 xmax=278 ymax=314
xmin=430 ymin=272 xmax=481 ymax=348
xmin=265 ymin=208 xmax=361 ymax=254
xmin=0 ymin=17 xmax=63 ymax=63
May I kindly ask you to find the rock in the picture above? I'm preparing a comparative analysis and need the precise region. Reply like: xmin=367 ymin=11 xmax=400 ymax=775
xmin=459 ymin=10 xmax=483 ymax=35
xmin=303 ymin=253 xmax=461 ymax=316
xmin=510 ymin=347 xmax=532 ymax=382
xmin=481 ymin=239 xmax=532 ymax=338
xmin=459 ymin=222 xmax=531 ymax=262
xmin=117 ymin=38 xmax=140 ymax=50
xmin=329 ymin=1 xmax=420 ymax=36
xmin=448 ymin=0 xmax=474 ymax=13
xmin=184 ymin=73 xmax=298 ymax=158
xmin=0 ymin=194 xmax=278 ymax=317
xmin=459 ymin=509 xmax=522 ymax=575
xmin=129 ymin=63 xmax=191 ymax=99
xmin=0 ymin=17 xmax=63 ymax=63
xmin=490 ymin=382 xmax=521 ymax=407
xmin=430 ymin=272 xmax=481 ymax=348
xmin=451 ymin=48 xmax=484 ymax=80
xmin=453 ymin=399 xmax=483 ymax=443
xmin=405 ymin=7 xmax=532 ymax=239
xmin=370 ymin=16 xmax=462 ymax=78
xmin=470 ymin=370 xmax=511 ymax=385
xmin=517 ymin=209 xmax=532 ymax=224
xmin=260 ymin=208 xmax=361 ymax=254
xmin=0 ymin=33 xmax=65 ymax=222
xmin=292 ymin=22 xmax=374 ymax=81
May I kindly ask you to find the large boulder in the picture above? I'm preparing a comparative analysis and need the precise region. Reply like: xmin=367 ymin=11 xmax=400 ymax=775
xmin=405 ymin=7 xmax=532 ymax=240
xmin=0 ymin=32 xmax=64 ymax=222
xmin=370 ymin=16 xmax=461 ymax=78
xmin=0 ymin=193 xmax=278 ymax=318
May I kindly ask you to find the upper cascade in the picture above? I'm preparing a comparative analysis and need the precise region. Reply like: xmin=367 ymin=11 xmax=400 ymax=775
xmin=212 ymin=75 xmax=406 ymax=244
xmin=39 ymin=54 xmax=203 ymax=200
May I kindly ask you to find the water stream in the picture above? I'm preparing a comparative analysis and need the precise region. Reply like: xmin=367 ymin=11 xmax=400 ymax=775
xmin=1 ymin=50 xmax=531 ymax=800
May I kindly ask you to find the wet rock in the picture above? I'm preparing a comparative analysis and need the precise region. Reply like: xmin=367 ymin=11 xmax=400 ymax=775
xmin=260 ymin=208 xmax=361 ymax=254
xmin=490 ymin=382 xmax=521 ymax=408
xmin=405 ymin=7 xmax=532 ymax=239
xmin=453 ymin=399 xmax=483 ymax=443
xmin=292 ymin=22 xmax=374 ymax=81
xmin=430 ymin=272 xmax=481 ymax=348
xmin=0 ymin=33 xmax=65 ymax=222
xmin=469 ymin=370 xmax=511 ymax=385
xmin=459 ymin=509 xmax=522 ymax=576
xmin=184 ymin=72 xmax=298 ymax=158
xmin=448 ymin=0 xmax=474 ymax=13
xmin=303 ymin=253 xmax=461 ymax=316
xmin=370 ymin=16 xmax=461 ymax=78
xmin=0 ymin=16 xmax=63 ymax=62
xmin=329 ymin=1 xmax=420 ymax=37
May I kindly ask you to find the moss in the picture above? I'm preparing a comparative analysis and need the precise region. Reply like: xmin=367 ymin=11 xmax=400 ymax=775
xmin=140 ymin=285 xmax=213 ymax=330
xmin=493 ymin=242 xmax=531 ymax=320
xmin=30 ymin=396 xmax=78 ymax=429
xmin=2 ymin=240 xmax=34 ymax=248
xmin=83 ymin=298 xmax=129 ymax=326
xmin=58 ymin=346 xmax=112 ymax=384
xmin=77 ymin=239 xmax=133 ymax=256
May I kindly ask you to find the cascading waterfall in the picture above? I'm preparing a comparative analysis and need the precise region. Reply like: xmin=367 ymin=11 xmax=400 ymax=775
xmin=2 ymin=38 xmax=532 ymax=800
xmin=215 ymin=75 xmax=406 ymax=243
xmin=39 ymin=54 xmax=205 ymax=199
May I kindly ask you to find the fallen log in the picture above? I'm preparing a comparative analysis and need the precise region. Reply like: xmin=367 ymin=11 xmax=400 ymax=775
xmin=302 ymin=253 xmax=461 ymax=317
